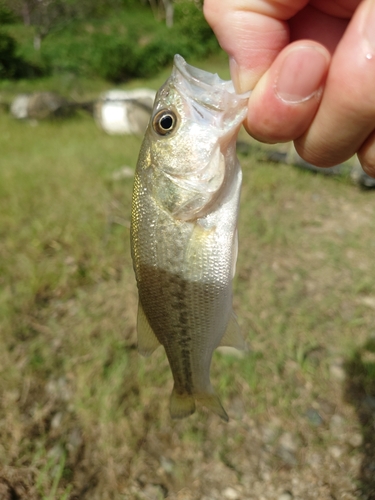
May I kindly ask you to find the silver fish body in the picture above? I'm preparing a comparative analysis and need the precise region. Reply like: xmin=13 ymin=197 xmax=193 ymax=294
xmin=130 ymin=55 xmax=249 ymax=420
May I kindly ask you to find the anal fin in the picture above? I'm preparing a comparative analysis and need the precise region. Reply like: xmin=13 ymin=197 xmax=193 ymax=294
xmin=219 ymin=313 xmax=247 ymax=351
xmin=137 ymin=302 xmax=161 ymax=357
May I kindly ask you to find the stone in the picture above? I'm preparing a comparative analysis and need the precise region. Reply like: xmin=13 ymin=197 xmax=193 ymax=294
xmin=277 ymin=446 xmax=298 ymax=466
xmin=279 ymin=432 xmax=299 ymax=451
xmin=278 ymin=492 xmax=294 ymax=500
xmin=223 ymin=486 xmax=240 ymax=499
xmin=347 ymin=433 xmax=363 ymax=448
xmin=329 ymin=414 xmax=345 ymax=438
xmin=142 ymin=484 xmax=165 ymax=499
xmin=329 ymin=446 xmax=343 ymax=459
xmin=11 ymin=92 xmax=73 ymax=120
xmin=305 ymin=408 xmax=324 ymax=426
xmin=95 ymin=88 xmax=156 ymax=135
xmin=329 ymin=359 xmax=346 ymax=381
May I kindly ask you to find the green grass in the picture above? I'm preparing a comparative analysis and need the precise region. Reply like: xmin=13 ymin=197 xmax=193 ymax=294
xmin=0 ymin=55 xmax=375 ymax=499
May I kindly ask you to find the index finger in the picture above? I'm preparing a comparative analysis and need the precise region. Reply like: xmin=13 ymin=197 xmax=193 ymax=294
xmin=203 ymin=0 xmax=307 ymax=91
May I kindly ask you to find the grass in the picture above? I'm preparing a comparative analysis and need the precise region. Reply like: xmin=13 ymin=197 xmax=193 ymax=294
xmin=0 ymin=55 xmax=375 ymax=499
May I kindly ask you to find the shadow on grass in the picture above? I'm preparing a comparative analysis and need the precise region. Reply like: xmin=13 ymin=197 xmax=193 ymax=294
xmin=344 ymin=338 xmax=375 ymax=499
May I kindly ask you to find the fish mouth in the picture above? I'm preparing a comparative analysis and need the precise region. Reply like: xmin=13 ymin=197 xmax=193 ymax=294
xmin=171 ymin=54 xmax=251 ymax=133
xmin=172 ymin=54 xmax=250 ymax=128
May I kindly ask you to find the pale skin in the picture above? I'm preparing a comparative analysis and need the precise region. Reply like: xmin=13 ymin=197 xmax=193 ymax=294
xmin=203 ymin=0 xmax=375 ymax=178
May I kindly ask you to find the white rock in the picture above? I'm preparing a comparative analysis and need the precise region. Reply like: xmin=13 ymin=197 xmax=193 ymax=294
xmin=51 ymin=411 xmax=63 ymax=429
xmin=329 ymin=414 xmax=345 ymax=438
xmin=279 ymin=432 xmax=298 ymax=451
xmin=278 ymin=492 xmax=293 ymax=500
xmin=95 ymin=88 xmax=156 ymax=135
xmin=10 ymin=94 xmax=30 ymax=119
xmin=348 ymin=433 xmax=363 ymax=448
xmin=329 ymin=359 xmax=346 ymax=381
xmin=223 ymin=487 xmax=240 ymax=499
xmin=329 ymin=445 xmax=343 ymax=459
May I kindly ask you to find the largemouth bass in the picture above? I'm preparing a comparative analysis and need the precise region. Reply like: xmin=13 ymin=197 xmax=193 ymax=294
xmin=130 ymin=55 xmax=249 ymax=421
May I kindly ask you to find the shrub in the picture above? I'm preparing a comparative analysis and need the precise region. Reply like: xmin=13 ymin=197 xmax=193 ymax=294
xmin=0 ymin=31 xmax=22 ymax=78
xmin=34 ymin=3 xmax=221 ymax=82
xmin=173 ymin=1 xmax=218 ymax=51
xmin=90 ymin=32 xmax=139 ymax=82
xmin=0 ymin=3 xmax=16 ymax=24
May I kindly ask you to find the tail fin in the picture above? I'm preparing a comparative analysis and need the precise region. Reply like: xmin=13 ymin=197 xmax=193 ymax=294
xmin=197 ymin=392 xmax=229 ymax=422
xmin=169 ymin=386 xmax=229 ymax=422
xmin=170 ymin=387 xmax=196 ymax=419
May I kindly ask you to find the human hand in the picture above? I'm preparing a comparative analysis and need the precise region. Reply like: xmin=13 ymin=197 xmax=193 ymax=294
xmin=204 ymin=0 xmax=375 ymax=177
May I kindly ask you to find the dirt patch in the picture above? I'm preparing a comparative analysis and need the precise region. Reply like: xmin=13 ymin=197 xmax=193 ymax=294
xmin=0 ymin=467 xmax=39 ymax=500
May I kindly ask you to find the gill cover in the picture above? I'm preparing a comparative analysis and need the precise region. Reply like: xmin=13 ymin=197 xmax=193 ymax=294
xmin=147 ymin=55 xmax=250 ymax=221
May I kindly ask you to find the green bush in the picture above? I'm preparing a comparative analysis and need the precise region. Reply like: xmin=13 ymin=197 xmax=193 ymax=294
xmin=0 ymin=31 xmax=23 ymax=78
xmin=174 ymin=1 xmax=218 ymax=51
xmin=0 ymin=3 xmax=16 ymax=24
xmin=0 ymin=28 xmax=42 ymax=79
xmin=137 ymin=3 xmax=219 ymax=78
xmin=28 ymin=3 xmax=220 ymax=82
xmin=90 ymin=32 xmax=139 ymax=81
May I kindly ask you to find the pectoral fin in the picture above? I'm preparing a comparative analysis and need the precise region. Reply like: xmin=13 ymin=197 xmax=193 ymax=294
xmin=219 ymin=313 xmax=246 ymax=351
xmin=137 ymin=302 xmax=161 ymax=357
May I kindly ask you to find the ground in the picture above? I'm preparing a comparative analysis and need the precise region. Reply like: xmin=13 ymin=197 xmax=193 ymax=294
xmin=0 ymin=68 xmax=375 ymax=500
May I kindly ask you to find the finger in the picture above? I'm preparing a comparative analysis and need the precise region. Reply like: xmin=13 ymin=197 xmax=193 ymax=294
xmin=295 ymin=0 xmax=375 ymax=166
xmin=358 ymin=129 xmax=375 ymax=178
xmin=289 ymin=4 xmax=349 ymax=53
xmin=203 ymin=0 xmax=306 ymax=91
xmin=245 ymin=41 xmax=330 ymax=143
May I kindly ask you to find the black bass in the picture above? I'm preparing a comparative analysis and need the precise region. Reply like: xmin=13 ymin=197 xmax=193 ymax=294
xmin=130 ymin=55 xmax=249 ymax=421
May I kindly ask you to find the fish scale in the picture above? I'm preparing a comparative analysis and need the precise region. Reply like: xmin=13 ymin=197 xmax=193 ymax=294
xmin=130 ymin=55 xmax=250 ymax=420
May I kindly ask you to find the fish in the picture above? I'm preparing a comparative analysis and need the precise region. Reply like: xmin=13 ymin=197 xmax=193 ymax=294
xmin=130 ymin=54 xmax=250 ymax=421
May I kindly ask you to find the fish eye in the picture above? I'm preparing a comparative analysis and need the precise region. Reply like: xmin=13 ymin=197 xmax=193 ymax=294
xmin=152 ymin=110 xmax=177 ymax=136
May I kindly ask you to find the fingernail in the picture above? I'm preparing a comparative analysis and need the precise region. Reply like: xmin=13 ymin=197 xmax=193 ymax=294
xmin=275 ymin=46 xmax=329 ymax=103
xmin=363 ymin=0 xmax=375 ymax=53
xmin=230 ymin=56 xmax=257 ymax=93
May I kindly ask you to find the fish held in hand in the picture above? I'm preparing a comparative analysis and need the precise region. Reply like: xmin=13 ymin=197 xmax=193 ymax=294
xmin=130 ymin=55 xmax=250 ymax=421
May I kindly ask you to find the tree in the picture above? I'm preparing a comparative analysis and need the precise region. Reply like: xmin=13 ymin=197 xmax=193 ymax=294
xmin=3 ymin=0 xmax=123 ymax=49
xmin=145 ymin=0 xmax=204 ymax=28
xmin=145 ymin=0 xmax=173 ymax=27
